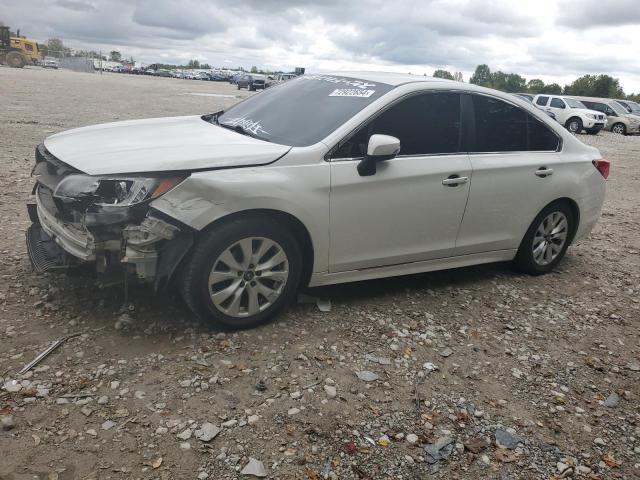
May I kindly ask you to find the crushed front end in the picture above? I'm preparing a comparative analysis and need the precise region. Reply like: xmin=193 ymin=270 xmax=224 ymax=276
xmin=26 ymin=144 xmax=193 ymax=290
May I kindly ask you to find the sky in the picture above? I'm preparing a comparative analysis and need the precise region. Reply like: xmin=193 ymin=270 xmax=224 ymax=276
xmin=2 ymin=0 xmax=640 ymax=92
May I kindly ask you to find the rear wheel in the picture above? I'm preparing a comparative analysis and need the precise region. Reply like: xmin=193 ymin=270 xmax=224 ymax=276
xmin=514 ymin=202 xmax=575 ymax=275
xmin=611 ymin=123 xmax=626 ymax=135
xmin=179 ymin=218 xmax=302 ymax=329
xmin=6 ymin=51 xmax=25 ymax=68
xmin=565 ymin=117 xmax=582 ymax=134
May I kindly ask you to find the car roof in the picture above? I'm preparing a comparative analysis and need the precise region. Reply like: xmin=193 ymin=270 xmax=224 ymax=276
xmin=568 ymin=95 xmax=616 ymax=104
xmin=328 ymin=71 xmax=459 ymax=87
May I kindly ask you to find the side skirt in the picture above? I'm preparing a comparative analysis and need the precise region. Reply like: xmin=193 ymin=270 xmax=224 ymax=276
xmin=308 ymin=249 xmax=517 ymax=287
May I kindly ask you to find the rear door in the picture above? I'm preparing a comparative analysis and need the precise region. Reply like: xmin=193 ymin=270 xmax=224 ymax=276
xmin=454 ymin=93 xmax=563 ymax=255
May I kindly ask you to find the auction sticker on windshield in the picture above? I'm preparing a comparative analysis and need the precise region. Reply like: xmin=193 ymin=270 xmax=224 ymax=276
xmin=329 ymin=89 xmax=375 ymax=98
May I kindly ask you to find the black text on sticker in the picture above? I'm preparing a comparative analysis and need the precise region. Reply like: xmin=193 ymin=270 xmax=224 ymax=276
xmin=329 ymin=89 xmax=375 ymax=98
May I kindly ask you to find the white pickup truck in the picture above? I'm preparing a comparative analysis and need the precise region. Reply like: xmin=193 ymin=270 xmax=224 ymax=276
xmin=533 ymin=95 xmax=606 ymax=134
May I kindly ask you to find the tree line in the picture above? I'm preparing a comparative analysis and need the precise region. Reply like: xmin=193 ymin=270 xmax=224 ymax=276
xmin=434 ymin=64 xmax=639 ymax=102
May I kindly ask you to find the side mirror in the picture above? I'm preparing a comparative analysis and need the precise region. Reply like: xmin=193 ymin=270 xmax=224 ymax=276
xmin=357 ymin=134 xmax=401 ymax=177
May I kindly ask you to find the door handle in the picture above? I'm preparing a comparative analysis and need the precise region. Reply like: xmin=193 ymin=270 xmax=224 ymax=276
xmin=442 ymin=175 xmax=469 ymax=186
xmin=535 ymin=167 xmax=554 ymax=178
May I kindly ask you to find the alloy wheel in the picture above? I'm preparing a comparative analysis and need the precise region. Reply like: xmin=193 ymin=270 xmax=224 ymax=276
xmin=568 ymin=121 xmax=579 ymax=133
xmin=612 ymin=124 xmax=625 ymax=135
xmin=532 ymin=212 xmax=568 ymax=266
xmin=208 ymin=237 xmax=289 ymax=318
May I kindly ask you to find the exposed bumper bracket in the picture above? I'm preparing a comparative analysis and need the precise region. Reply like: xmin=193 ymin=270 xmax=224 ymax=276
xmin=26 ymin=223 xmax=70 ymax=273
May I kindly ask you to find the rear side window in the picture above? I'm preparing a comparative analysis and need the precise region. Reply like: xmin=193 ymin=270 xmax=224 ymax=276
xmin=333 ymin=92 xmax=461 ymax=158
xmin=471 ymin=95 xmax=559 ymax=152
xmin=550 ymin=98 xmax=565 ymax=108
xmin=536 ymin=96 xmax=549 ymax=106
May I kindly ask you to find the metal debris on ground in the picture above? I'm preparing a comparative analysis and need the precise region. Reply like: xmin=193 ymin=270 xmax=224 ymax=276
xmin=297 ymin=293 xmax=332 ymax=312
xmin=18 ymin=333 xmax=81 ymax=375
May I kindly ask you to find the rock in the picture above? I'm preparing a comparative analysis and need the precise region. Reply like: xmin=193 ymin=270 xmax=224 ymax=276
xmin=439 ymin=347 xmax=453 ymax=358
xmin=511 ymin=368 xmax=523 ymax=379
xmin=194 ymin=423 xmax=220 ymax=442
xmin=593 ymin=437 xmax=606 ymax=446
xmin=424 ymin=436 xmax=455 ymax=464
xmin=179 ymin=442 xmax=191 ymax=450
xmin=197 ymin=472 xmax=208 ymax=479
xmin=406 ymin=433 xmax=419 ymax=444
xmin=324 ymin=385 xmax=337 ymax=397
xmin=221 ymin=419 xmax=237 ymax=428
xmin=101 ymin=420 xmax=116 ymax=430
xmin=356 ymin=371 xmax=378 ymax=382
xmin=80 ymin=407 xmax=93 ymax=417
xmin=1 ymin=415 xmax=15 ymax=431
xmin=603 ymin=392 xmax=620 ymax=408
xmin=177 ymin=428 xmax=192 ymax=440
xmin=495 ymin=428 xmax=524 ymax=449
xmin=85 ymin=429 xmax=97 ymax=436
xmin=247 ymin=415 xmax=260 ymax=425
xmin=364 ymin=354 xmax=392 ymax=365
xmin=288 ymin=408 xmax=300 ymax=416
xmin=97 ymin=395 xmax=109 ymax=405
xmin=3 ymin=380 xmax=22 ymax=393
xmin=241 ymin=457 xmax=267 ymax=477
xmin=557 ymin=462 xmax=573 ymax=477
xmin=114 ymin=313 xmax=134 ymax=330
xmin=464 ymin=437 xmax=488 ymax=454
xmin=626 ymin=362 xmax=640 ymax=372
xmin=290 ymin=391 xmax=302 ymax=399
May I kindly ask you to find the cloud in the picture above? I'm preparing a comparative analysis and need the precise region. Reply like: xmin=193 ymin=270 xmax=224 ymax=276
xmin=0 ymin=0 xmax=639 ymax=92
xmin=557 ymin=0 xmax=640 ymax=28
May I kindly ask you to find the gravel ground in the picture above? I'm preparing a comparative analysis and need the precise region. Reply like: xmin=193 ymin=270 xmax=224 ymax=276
xmin=0 ymin=67 xmax=639 ymax=480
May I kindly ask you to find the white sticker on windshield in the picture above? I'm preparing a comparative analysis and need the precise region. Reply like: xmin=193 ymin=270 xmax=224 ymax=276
xmin=329 ymin=88 xmax=375 ymax=98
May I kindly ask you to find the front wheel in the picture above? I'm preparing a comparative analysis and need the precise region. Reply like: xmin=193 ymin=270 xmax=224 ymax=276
xmin=6 ymin=51 xmax=25 ymax=68
xmin=565 ymin=117 xmax=583 ymax=134
xmin=514 ymin=202 xmax=575 ymax=275
xmin=179 ymin=218 xmax=303 ymax=329
xmin=611 ymin=123 xmax=626 ymax=135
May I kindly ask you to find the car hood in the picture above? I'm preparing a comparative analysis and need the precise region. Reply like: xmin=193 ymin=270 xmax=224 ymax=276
xmin=573 ymin=108 xmax=604 ymax=117
xmin=44 ymin=115 xmax=291 ymax=175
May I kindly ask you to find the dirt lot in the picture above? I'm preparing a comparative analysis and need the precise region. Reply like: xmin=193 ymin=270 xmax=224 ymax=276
xmin=0 ymin=67 xmax=639 ymax=480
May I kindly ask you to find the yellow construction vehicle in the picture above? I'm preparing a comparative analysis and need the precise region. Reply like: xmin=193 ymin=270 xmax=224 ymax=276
xmin=0 ymin=26 xmax=41 ymax=68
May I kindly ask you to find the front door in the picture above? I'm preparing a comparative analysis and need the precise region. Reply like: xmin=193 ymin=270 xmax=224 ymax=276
xmin=328 ymin=91 xmax=472 ymax=272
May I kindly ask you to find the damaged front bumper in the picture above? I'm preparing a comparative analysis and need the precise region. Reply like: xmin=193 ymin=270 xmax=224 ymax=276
xmin=26 ymin=145 xmax=193 ymax=290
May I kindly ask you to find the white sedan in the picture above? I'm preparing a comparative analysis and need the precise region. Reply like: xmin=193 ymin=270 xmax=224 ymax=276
xmin=27 ymin=73 xmax=608 ymax=329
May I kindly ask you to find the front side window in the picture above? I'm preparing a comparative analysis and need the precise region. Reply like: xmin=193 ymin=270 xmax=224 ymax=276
xmin=565 ymin=98 xmax=586 ymax=109
xmin=332 ymin=92 xmax=461 ymax=158
xmin=550 ymin=98 xmax=565 ymax=108
xmin=471 ymin=95 xmax=559 ymax=152
xmin=536 ymin=96 xmax=549 ymax=106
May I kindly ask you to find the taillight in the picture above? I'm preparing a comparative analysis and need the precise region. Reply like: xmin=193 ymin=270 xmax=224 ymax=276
xmin=592 ymin=159 xmax=610 ymax=179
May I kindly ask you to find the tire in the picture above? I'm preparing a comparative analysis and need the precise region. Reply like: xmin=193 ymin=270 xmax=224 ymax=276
xmin=179 ymin=217 xmax=303 ymax=330
xmin=514 ymin=202 xmax=575 ymax=275
xmin=249 ymin=85 xmax=255 ymax=91
xmin=237 ymin=84 xmax=241 ymax=90
xmin=565 ymin=117 xmax=582 ymax=134
xmin=585 ymin=128 xmax=600 ymax=135
xmin=6 ymin=51 xmax=25 ymax=68
xmin=611 ymin=123 xmax=626 ymax=135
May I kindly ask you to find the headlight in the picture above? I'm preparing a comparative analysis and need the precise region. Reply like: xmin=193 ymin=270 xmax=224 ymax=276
xmin=54 ymin=174 xmax=186 ymax=206
xmin=586 ymin=114 xmax=596 ymax=119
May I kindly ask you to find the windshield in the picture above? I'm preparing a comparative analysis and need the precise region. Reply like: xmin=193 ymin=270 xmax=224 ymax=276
xmin=565 ymin=98 xmax=586 ymax=109
xmin=628 ymin=102 xmax=640 ymax=113
xmin=610 ymin=102 xmax=627 ymax=115
xmin=217 ymin=75 xmax=394 ymax=146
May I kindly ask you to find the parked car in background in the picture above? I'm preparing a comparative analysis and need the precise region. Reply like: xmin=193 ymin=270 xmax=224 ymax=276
xmin=533 ymin=95 xmax=606 ymax=134
xmin=42 ymin=56 xmax=59 ymax=69
xmin=267 ymin=73 xmax=298 ymax=88
xmin=154 ymin=69 xmax=172 ymax=78
xmin=237 ymin=74 xmax=266 ymax=91
xmin=512 ymin=94 xmax=557 ymax=121
xmin=615 ymin=99 xmax=640 ymax=116
xmin=26 ymin=73 xmax=608 ymax=329
xmin=514 ymin=93 xmax=534 ymax=102
xmin=574 ymin=96 xmax=640 ymax=135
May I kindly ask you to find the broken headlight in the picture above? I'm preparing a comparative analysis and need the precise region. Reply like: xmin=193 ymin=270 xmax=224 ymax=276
xmin=53 ymin=174 xmax=186 ymax=207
